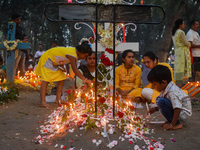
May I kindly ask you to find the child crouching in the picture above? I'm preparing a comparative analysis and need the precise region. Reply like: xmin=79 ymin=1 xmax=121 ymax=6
xmin=147 ymin=65 xmax=192 ymax=130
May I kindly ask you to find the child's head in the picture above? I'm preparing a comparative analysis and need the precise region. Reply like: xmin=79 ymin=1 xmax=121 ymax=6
xmin=147 ymin=65 xmax=172 ymax=92
xmin=142 ymin=51 xmax=158 ymax=69
xmin=76 ymin=41 xmax=92 ymax=60
xmin=122 ymin=49 xmax=135 ymax=65
xmin=29 ymin=54 xmax=33 ymax=59
xmin=86 ymin=51 xmax=95 ymax=67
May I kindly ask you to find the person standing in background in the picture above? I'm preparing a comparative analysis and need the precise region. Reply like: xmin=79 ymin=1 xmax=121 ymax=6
xmin=172 ymin=19 xmax=191 ymax=85
xmin=34 ymin=44 xmax=45 ymax=64
xmin=186 ymin=20 xmax=200 ymax=81
xmin=12 ymin=14 xmax=28 ymax=77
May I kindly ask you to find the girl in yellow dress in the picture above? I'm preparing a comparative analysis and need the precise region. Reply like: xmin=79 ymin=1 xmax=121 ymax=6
xmin=115 ymin=50 xmax=143 ymax=101
xmin=35 ymin=42 xmax=92 ymax=107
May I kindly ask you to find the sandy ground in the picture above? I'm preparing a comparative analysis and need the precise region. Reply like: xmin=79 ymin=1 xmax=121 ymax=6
xmin=0 ymin=80 xmax=200 ymax=150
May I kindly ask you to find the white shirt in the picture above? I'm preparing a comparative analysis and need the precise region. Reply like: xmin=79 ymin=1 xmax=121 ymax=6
xmin=34 ymin=50 xmax=45 ymax=58
xmin=186 ymin=29 xmax=200 ymax=57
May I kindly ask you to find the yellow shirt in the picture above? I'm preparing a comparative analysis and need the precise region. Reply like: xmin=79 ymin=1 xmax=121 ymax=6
xmin=115 ymin=64 xmax=142 ymax=91
xmin=35 ymin=47 xmax=77 ymax=82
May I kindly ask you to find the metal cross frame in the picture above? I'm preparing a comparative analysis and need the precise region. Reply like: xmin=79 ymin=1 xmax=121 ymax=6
xmin=44 ymin=2 xmax=165 ymax=117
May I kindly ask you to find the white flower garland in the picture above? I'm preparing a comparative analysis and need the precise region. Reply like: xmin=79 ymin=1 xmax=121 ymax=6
xmin=3 ymin=40 xmax=20 ymax=51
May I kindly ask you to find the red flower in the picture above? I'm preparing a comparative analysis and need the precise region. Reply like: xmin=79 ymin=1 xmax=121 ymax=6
xmin=136 ymin=116 xmax=141 ymax=121
xmin=117 ymin=111 xmax=124 ymax=118
xmin=102 ymin=57 xmax=111 ymax=66
xmin=66 ymin=90 xmax=71 ymax=94
xmin=89 ymin=36 xmax=95 ymax=43
xmin=105 ymin=48 xmax=114 ymax=54
xmin=150 ymin=147 xmax=154 ymax=150
xmin=81 ymin=114 xmax=88 ymax=117
xmin=99 ymin=97 xmax=106 ymax=104
xmin=81 ymin=93 xmax=85 ymax=99
xmin=110 ymin=61 xmax=114 ymax=66
xmin=89 ymin=99 xmax=93 ymax=102
xmin=129 ymin=105 xmax=135 ymax=111
xmin=30 ymin=82 xmax=35 ymax=87
xmin=100 ymin=54 xmax=106 ymax=60
xmin=129 ymin=141 xmax=133 ymax=144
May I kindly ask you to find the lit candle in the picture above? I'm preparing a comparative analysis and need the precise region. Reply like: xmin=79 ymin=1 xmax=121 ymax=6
xmin=91 ymin=90 xmax=94 ymax=98
xmin=68 ymin=0 xmax=72 ymax=3
xmin=77 ymin=113 xmax=80 ymax=120
xmin=85 ymin=94 xmax=88 ymax=109
xmin=17 ymin=71 xmax=20 ymax=78
xmin=56 ymin=124 xmax=59 ymax=133
xmin=141 ymin=0 xmax=143 ymax=5
xmin=103 ymin=118 xmax=107 ymax=135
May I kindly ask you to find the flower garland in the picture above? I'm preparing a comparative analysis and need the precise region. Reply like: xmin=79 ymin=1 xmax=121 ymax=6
xmin=98 ymin=23 xmax=121 ymax=48
xmin=3 ymin=40 xmax=20 ymax=51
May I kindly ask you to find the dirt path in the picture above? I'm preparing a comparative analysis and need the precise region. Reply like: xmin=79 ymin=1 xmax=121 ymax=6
xmin=0 ymin=90 xmax=200 ymax=150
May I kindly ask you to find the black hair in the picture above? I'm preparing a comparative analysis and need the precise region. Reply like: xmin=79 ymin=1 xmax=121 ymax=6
xmin=11 ymin=13 xmax=20 ymax=20
xmin=76 ymin=41 xmax=92 ymax=56
xmin=29 ymin=54 xmax=34 ymax=58
xmin=122 ymin=49 xmax=135 ymax=63
xmin=190 ymin=19 xmax=199 ymax=26
xmin=0 ymin=55 xmax=3 ymax=65
xmin=86 ymin=51 xmax=95 ymax=60
xmin=143 ymin=51 xmax=158 ymax=62
xmin=172 ymin=18 xmax=183 ymax=35
xmin=147 ymin=65 xmax=172 ymax=84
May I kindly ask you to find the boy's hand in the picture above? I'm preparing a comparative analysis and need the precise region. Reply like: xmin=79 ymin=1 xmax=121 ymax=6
xmin=149 ymin=107 xmax=156 ymax=114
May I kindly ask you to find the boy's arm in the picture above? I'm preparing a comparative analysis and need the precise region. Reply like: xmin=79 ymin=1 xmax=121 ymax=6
xmin=171 ymin=108 xmax=181 ymax=126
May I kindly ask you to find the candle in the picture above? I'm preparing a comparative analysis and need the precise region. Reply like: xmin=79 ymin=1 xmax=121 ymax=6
xmin=91 ymin=90 xmax=94 ymax=98
xmin=17 ymin=71 xmax=20 ymax=78
xmin=141 ymin=0 xmax=143 ymax=5
xmin=77 ymin=113 xmax=80 ymax=120
xmin=85 ymin=94 xmax=88 ymax=109
xmin=70 ymin=103 xmax=72 ymax=113
xmin=115 ymin=101 xmax=118 ymax=113
xmin=103 ymin=118 xmax=107 ymax=135
xmin=68 ymin=0 xmax=72 ymax=3
xmin=122 ymin=24 xmax=126 ymax=43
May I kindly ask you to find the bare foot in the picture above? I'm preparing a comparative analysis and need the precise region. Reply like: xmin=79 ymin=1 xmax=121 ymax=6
xmin=161 ymin=121 xmax=169 ymax=127
xmin=40 ymin=102 xmax=52 ymax=108
xmin=55 ymin=99 xmax=67 ymax=104
xmin=172 ymin=124 xmax=182 ymax=130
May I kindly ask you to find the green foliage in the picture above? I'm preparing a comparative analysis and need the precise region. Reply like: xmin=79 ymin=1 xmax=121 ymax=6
xmin=85 ymin=116 xmax=96 ymax=131
xmin=0 ymin=87 xmax=19 ymax=103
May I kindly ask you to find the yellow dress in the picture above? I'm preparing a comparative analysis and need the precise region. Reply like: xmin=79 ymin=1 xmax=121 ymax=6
xmin=35 ymin=47 xmax=77 ymax=82
xmin=115 ymin=64 xmax=142 ymax=98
